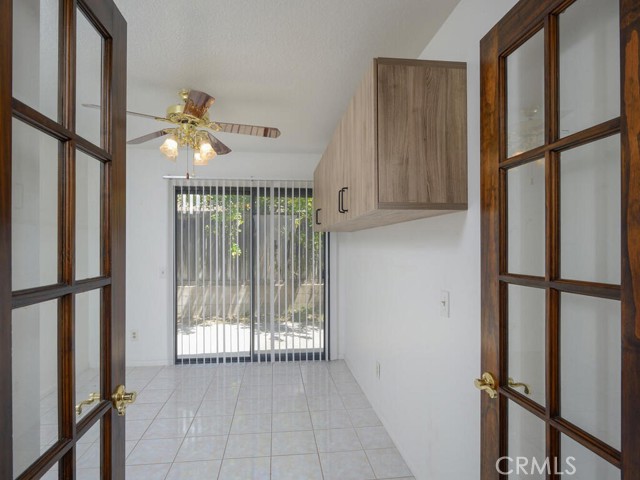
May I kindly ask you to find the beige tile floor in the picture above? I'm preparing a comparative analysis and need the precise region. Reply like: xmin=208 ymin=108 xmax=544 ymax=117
xmin=49 ymin=361 xmax=415 ymax=479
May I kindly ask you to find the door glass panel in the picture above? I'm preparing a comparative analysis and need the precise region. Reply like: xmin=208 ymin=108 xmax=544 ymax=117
xmin=560 ymin=135 xmax=620 ymax=284
xmin=559 ymin=0 xmax=620 ymax=137
xmin=560 ymin=293 xmax=620 ymax=450
xmin=12 ymin=0 xmax=59 ymax=120
xmin=561 ymin=435 xmax=620 ymax=479
xmin=12 ymin=300 xmax=58 ymax=479
xmin=508 ymin=285 xmax=545 ymax=406
xmin=507 ymin=402 xmax=546 ymax=479
xmin=506 ymin=29 xmax=545 ymax=157
xmin=11 ymin=119 xmax=59 ymax=291
xmin=75 ymin=290 xmax=101 ymax=422
xmin=507 ymin=160 xmax=545 ymax=276
xmin=77 ymin=421 xmax=101 ymax=479
xmin=76 ymin=151 xmax=102 ymax=279
xmin=76 ymin=8 xmax=103 ymax=147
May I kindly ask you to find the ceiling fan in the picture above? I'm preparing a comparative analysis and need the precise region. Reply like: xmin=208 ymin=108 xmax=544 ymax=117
xmin=83 ymin=88 xmax=281 ymax=164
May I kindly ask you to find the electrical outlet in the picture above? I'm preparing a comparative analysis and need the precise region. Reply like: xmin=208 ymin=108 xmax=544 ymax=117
xmin=376 ymin=361 xmax=381 ymax=379
xmin=440 ymin=290 xmax=450 ymax=318
xmin=130 ymin=330 xmax=139 ymax=341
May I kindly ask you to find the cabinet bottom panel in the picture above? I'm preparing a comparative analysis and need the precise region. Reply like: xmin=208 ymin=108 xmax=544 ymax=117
xmin=322 ymin=206 xmax=466 ymax=232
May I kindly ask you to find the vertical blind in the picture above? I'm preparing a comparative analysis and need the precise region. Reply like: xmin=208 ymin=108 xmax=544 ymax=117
xmin=174 ymin=179 xmax=326 ymax=363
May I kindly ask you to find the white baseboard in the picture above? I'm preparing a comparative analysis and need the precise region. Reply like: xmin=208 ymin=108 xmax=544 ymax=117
xmin=126 ymin=360 xmax=171 ymax=367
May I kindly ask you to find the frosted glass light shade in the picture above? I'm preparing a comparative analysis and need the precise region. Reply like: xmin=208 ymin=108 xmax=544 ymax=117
xmin=199 ymin=140 xmax=217 ymax=161
xmin=193 ymin=151 xmax=208 ymax=166
xmin=159 ymin=136 xmax=178 ymax=160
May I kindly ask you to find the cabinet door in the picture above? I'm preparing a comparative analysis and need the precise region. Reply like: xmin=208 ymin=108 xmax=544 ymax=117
xmin=312 ymin=160 xmax=326 ymax=231
xmin=377 ymin=60 xmax=467 ymax=206
xmin=314 ymin=131 xmax=343 ymax=229
xmin=344 ymin=61 xmax=377 ymax=218
xmin=327 ymin=123 xmax=346 ymax=225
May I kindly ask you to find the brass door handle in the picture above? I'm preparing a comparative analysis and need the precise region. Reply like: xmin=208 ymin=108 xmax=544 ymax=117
xmin=76 ymin=392 xmax=101 ymax=415
xmin=474 ymin=372 xmax=498 ymax=399
xmin=111 ymin=385 xmax=137 ymax=416
xmin=508 ymin=378 xmax=531 ymax=395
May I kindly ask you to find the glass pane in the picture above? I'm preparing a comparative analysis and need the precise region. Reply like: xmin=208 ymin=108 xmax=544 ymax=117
xmin=12 ymin=0 xmax=59 ymax=120
xmin=560 ymin=135 xmax=620 ymax=284
xmin=41 ymin=462 xmax=59 ymax=480
xmin=12 ymin=118 xmax=59 ymax=291
xmin=508 ymin=285 xmax=545 ymax=406
xmin=75 ymin=290 xmax=101 ymax=422
xmin=12 ymin=300 xmax=58 ymax=479
xmin=77 ymin=421 xmax=101 ymax=479
xmin=561 ymin=293 xmax=620 ymax=450
xmin=561 ymin=435 xmax=620 ymax=479
xmin=507 ymin=160 xmax=545 ymax=276
xmin=76 ymin=151 xmax=102 ymax=279
xmin=76 ymin=9 xmax=103 ymax=146
xmin=257 ymin=189 xmax=325 ymax=358
xmin=559 ymin=0 xmax=620 ymax=137
xmin=507 ymin=29 xmax=545 ymax=157
xmin=507 ymin=402 xmax=546 ymax=479
xmin=175 ymin=186 xmax=253 ymax=360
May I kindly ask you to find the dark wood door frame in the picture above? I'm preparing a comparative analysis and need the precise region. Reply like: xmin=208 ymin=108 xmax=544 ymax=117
xmin=480 ymin=0 xmax=640 ymax=478
xmin=0 ymin=0 xmax=127 ymax=478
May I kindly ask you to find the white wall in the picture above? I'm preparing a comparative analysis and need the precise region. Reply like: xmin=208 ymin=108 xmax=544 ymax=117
xmin=332 ymin=1 xmax=517 ymax=479
xmin=125 ymin=148 xmax=319 ymax=366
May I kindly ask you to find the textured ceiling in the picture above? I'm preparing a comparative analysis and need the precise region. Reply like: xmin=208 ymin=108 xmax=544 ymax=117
xmin=113 ymin=0 xmax=461 ymax=155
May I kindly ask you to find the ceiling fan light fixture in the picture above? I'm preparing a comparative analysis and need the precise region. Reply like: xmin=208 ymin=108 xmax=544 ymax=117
xmin=193 ymin=151 xmax=209 ymax=166
xmin=115 ymin=89 xmax=280 ymax=162
xmin=199 ymin=138 xmax=217 ymax=161
xmin=160 ymin=135 xmax=178 ymax=160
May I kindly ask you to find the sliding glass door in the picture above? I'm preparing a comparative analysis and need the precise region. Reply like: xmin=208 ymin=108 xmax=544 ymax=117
xmin=174 ymin=180 xmax=326 ymax=363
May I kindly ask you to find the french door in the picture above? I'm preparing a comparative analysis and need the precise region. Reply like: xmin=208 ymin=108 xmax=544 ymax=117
xmin=1 ymin=0 xmax=128 ymax=478
xmin=174 ymin=180 xmax=327 ymax=363
xmin=480 ymin=0 xmax=640 ymax=478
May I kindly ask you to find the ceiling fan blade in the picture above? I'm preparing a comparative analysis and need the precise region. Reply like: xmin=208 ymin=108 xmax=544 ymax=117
xmin=213 ymin=122 xmax=281 ymax=139
xmin=127 ymin=130 xmax=168 ymax=145
xmin=82 ymin=103 xmax=168 ymax=121
xmin=183 ymin=90 xmax=215 ymax=119
xmin=207 ymin=133 xmax=232 ymax=155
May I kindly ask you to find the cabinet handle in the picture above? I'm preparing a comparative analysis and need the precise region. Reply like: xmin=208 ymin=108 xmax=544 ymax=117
xmin=315 ymin=208 xmax=322 ymax=225
xmin=341 ymin=187 xmax=349 ymax=213
xmin=338 ymin=189 xmax=345 ymax=213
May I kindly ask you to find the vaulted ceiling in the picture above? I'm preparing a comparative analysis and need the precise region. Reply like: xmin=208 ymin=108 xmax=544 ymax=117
xmin=114 ymin=0 xmax=461 ymax=155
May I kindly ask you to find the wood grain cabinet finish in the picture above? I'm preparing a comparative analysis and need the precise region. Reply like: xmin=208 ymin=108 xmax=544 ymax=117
xmin=313 ymin=58 xmax=468 ymax=232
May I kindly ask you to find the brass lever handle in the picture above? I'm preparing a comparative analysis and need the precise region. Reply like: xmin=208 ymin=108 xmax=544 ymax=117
xmin=76 ymin=392 xmax=101 ymax=415
xmin=111 ymin=385 xmax=137 ymax=416
xmin=474 ymin=372 xmax=498 ymax=399
xmin=508 ymin=378 xmax=531 ymax=395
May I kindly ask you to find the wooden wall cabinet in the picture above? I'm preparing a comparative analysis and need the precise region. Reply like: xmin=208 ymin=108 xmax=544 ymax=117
xmin=313 ymin=58 xmax=467 ymax=232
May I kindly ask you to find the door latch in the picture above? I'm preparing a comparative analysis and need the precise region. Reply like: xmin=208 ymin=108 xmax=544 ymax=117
xmin=474 ymin=372 xmax=498 ymax=399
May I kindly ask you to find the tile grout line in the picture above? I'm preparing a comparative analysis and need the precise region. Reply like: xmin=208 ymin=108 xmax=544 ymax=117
xmin=126 ymin=365 xmax=214 ymax=478
xmin=124 ymin=366 xmax=165 ymax=469
xmin=160 ymin=369 xmax=211 ymax=480
xmin=216 ymin=363 xmax=247 ymax=480
xmin=303 ymin=362 xmax=328 ymax=480
xmin=328 ymin=365 xmax=376 ymax=479
xmin=270 ymin=363 xmax=276 ymax=479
